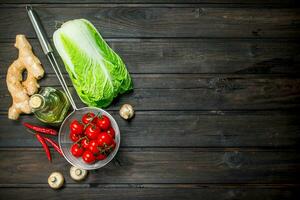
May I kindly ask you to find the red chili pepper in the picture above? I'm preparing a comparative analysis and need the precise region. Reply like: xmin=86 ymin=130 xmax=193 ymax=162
xmin=23 ymin=122 xmax=57 ymax=136
xmin=44 ymin=137 xmax=63 ymax=156
xmin=36 ymin=133 xmax=52 ymax=162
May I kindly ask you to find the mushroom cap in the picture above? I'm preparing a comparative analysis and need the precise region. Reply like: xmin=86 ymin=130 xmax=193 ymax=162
xmin=119 ymin=104 xmax=134 ymax=120
xmin=70 ymin=166 xmax=88 ymax=181
xmin=48 ymin=172 xmax=64 ymax=189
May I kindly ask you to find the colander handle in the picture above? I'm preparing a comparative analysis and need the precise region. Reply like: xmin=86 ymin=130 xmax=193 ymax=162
xmin=26 ymin=6 xmax=78 ymax=110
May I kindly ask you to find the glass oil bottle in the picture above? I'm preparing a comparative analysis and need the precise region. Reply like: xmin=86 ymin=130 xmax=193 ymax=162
xmin=29 ymin=87 xmax=70 ymax=125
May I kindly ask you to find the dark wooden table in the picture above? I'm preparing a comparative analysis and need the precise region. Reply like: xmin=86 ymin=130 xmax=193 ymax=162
xmin=0 ymin=0 xmax=300 ymax=199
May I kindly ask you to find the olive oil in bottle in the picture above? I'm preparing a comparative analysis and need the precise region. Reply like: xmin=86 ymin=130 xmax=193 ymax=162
xmin=29 ymin=87 xmax=70 ymax=125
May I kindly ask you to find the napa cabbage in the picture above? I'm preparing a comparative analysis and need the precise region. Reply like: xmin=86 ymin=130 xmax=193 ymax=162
xmin=53 ymin=19 xmax=133 ymax=108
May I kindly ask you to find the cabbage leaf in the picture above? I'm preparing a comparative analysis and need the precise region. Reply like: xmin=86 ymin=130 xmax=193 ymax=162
xmin=53 ymin=19 xmax=133 ymax=107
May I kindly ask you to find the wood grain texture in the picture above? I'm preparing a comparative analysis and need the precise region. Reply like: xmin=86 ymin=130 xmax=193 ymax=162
xmin=0 ymin=1 xmax=299 ymax=198
xmin=1 ymin=39 xmax=300 ymax=74
xmin=0 ymin=186 xmax=297 ymax=200
xmin=0 ymin=111 xmax=299 ymax=148
xmin=0 ymin=7 xmax=300 ymax=39
xmin=2 ymin=74 xmax=300 ymax=111
xmin=0 ymin=149 xmax=299 ymax=184
xmin=1 ymin=0 xmax=299 ymax=4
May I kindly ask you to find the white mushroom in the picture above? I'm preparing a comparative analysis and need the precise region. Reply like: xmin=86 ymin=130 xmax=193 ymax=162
xmin=119 ymin=104 xmax=134 ymax=120
xmin=70 ymin=166 xmax=88 ymax=181
xmin=48 ymin=172 xmax=64 ymax=189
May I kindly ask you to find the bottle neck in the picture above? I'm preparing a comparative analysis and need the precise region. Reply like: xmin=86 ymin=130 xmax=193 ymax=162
xmin=29 ymin=94 xmax=48 ymax=111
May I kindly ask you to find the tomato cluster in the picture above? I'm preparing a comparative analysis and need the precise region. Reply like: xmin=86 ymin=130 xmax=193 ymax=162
xmin=69 ymin=112 xmax=116 ymax=164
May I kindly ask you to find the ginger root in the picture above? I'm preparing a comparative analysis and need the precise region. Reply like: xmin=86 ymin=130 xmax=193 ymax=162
xmin=6 ymin=35 xmax=44 ymax=120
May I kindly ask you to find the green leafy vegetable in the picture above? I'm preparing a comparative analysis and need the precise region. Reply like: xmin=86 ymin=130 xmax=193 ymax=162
xmin=53 ymin=19 xmax=133 ymax=108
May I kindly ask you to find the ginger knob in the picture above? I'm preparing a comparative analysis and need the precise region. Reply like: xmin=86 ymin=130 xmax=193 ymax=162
xmin=6 ymin=35 xmax=44 ymax=120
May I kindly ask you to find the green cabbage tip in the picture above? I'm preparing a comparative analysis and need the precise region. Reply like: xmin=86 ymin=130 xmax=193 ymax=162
xmin=53 ymin=19 xmax=133 ymax=108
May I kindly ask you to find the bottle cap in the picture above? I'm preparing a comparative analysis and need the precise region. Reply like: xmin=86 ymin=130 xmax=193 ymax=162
xmin=29 ymin=94 xmax=43 ymax=109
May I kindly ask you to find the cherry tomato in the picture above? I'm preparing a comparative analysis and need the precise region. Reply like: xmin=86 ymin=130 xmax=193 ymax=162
xmin=97 ymin=132 xmax=113 ymax=147
xmin=106 ymin=140 xmax=116 ymax=153
xmin=82 ymin=112 xmax=96 ymax=124
xmin=70 ymin=120 xmax=84 ymax=135
xmin=88 ymin=140 xmax=100 ymax=154
xmin=69 ymin=132 xmax=80 ymax=142
xmin=110 ymin=140 xmax=116 ymax=151
xmin=81 ymin=138 xmax=90 ymax=149
xmin=71 ymin=143 xmax=84 ymax=157
xmin=82 ymin=150 xmax=96 ymax=164
xmin=85 ymin=124 xmax=101 ymax=140
xmin=96 ymin=115 xmax=111 ymax=131
xmin=106 ymin=127 xmax=115 ymax=138
xmin=96 ymin=153 xmax=107 ymax=161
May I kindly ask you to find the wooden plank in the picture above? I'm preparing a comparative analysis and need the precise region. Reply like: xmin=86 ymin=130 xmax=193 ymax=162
xmin=1 ymin=0 xmax=298 ymax=5
xmin=0 ymin=111 xmax=299 ymax=148
xmin=2 ymin=74 xmax=300 ymax=111
xmin=0 ymin=148 xmax=299 ymax=184
xmin=0 ymin=7 xmax=299 ymax=39
xmin=1 ymin=39 xmax=300 ymax=74
xmin=0 ymin=186 xmax=298 ymax=200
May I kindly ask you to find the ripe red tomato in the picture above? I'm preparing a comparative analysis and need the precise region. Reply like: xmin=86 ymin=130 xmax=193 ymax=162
xmin=110 ymin=140 xmax=116 ymax=151
xmin=85 ymin=124 xmax=101 ymax=140
xmin=97 ymin=132 xmax=113 ymax=147
xmin=70 ymin=132 xmax=80 ymax=142
xmin=106 ymin=127 xmax=115 ymax=138
xmin=96 ymin=115 xmax=111 ymax=130
xmin=71 ymin=143 xmax=84 ymax=157
xmin=96 ymin=153 xmax=107 ymax=161
xmin=82 ymin=150 xmax=96 ymax=164
xmin=82 ymin=112 xmax=96 ymax=124
xmin=88 ymin=140 xmax=100 ymax=154
xmin=70 ymin=120 xmax=84 ymax=135
xmin=81 ymin=138 xmax=90 ymax=149
xmin=106 ymin=140 xmax=116 ymax=153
